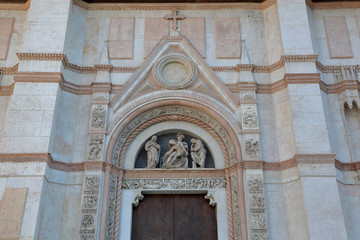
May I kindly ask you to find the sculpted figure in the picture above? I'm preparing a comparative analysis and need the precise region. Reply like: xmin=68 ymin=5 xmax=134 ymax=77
xmin=190 ymin=138 xmax=207 ymax=168
xmin=162 ymin=133 xmax=188 ymax=168
xmin=145 ymin=136 xmax=160 ymax=168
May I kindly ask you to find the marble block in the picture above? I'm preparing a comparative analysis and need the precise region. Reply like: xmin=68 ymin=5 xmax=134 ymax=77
xmin=215 ymin=18 xmax=241 ymax=59
xmin=324 ymin=16 xmax=352 ymax=59
xmin=144 ymin=18 xmax=169 ymax=58
xmin=181 ymin=18 xmax=205 ymax=57
xmin=0 ymin=188 xmax=27 ymax=240
xmin=108 ymin=18 xmax=134 ymax=59
xmin=0 ymin=18 xmax=14 ymax=60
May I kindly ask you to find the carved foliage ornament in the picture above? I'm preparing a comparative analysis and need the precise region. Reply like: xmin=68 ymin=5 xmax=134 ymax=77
xmin=112 ymin=106 xmax=237 ymax=166
xmin=80 ymin=175 xmax=101 ymax=239
xmin=230 ymin=174 xmax=242 ymax=240
xmin=152 ymin=53 xmax=197 ymax=90
xmin=122 ymin=178 xmax=226 ymax=190
xmin=91 ymin=105 xmax=106 ymax=129
xmin=241 ymin=105 xmax=258 ymax=129
xmin=245 ymin=138 xmax=260 ymax=157
xmin=88 ymin=134 xmax=104 ymax=161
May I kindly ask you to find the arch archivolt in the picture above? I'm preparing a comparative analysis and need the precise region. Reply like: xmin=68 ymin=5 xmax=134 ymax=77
xmin=108 ymin=105 xmax=241 ymax=168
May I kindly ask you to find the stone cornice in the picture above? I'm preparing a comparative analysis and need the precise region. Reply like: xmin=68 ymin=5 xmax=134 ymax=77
xmin=73 ymin=0 xmax=276 ymax=11
xmin=0 ymin=0 xmax=30 ymax=11
xmin=16 ymin=53 xmax=66 ymax=61
xmin=0 ymin=153 xmax=358 ymax=173
xmin=0 ymin=83 xmax=14 ymax=96
xmin=14 ymin=72 xmax=64 ymax=83
xmin=306 ymin=0 xmax=360 ymax=9
xmin=0 ymin=63 xmax=18 ymax=75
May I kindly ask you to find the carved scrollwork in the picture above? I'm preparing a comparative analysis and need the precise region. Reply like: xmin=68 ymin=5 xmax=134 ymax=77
xmin=84 ymin=176 xmax=100 ymax=192
xmin=106 ymin=173 xmax=118 ymax=240
xmin=122 ymin=178 xmax=226 ymax=190
xmin=241 ymin=105 xmax=258 ymax=129
xmin=80 ymin=215 xmax=95 ymax=231
xmin=82 ymin=195 xmax=98 ymax=209
xmin=88 ymin=134 xmax=104 ymax=161
xmin=250 ymin=195 xmax=265 ymax=209
xmin=91 ymin=105 xmax=106 ymax=129
xmin=251 ymin=213 xmax=267 ymax=230
xmin=231 ymin=174 xmax=242 ymax=240
xmin=245 ymin=138 xmax=260 ymax=157
xmin=248 ymin=176 xmax=263 ymax=193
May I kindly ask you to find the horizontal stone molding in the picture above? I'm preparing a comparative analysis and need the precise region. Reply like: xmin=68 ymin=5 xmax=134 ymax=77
xmin=306 ymin=0 xmax=360 ymax=9
xmin=14 ymin=72 xmax=64 ymax=83
xmin=0 ymin=153 xmax=358 ymax=173
xmin=122 ymin=177 xmax=226 ymax=190
xmin=4 ymin=71 xmax=358 ymax=96
xmin=0 ymin=63 xmax=18 ymax=75
xmin=0 ymin=83 xmax=14 ymax=96
xmin=73 ymin=0 xmax=276 ymax=11
xmin=0 ymin=1 xmax=30 ymax=10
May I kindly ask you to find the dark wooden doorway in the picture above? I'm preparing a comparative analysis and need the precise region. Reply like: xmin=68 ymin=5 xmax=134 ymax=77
xmin=131 ymin=194 xmax=218 ymax=240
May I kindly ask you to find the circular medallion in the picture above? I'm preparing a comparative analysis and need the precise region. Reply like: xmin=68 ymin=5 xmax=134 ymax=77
xmin=152 ymin=53 xmax=197 ymax=89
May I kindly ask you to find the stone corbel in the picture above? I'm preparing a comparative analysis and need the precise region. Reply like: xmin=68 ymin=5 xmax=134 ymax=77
xmin=132 ymin=192 xmax=144 ymax=207
xmin=204 ymin=191 xmax=216 ymax=206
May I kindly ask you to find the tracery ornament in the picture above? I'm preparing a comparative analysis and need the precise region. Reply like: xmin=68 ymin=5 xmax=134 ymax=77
xmin=91 ymin=105 xmax=106 ymax=129
xmin=122 ymin=178 xmax=226 ymax=190
xmin=111 ymin=106 xmax=237 ymax=167
xmin=88 ymin=134 xmax=104 ymax=161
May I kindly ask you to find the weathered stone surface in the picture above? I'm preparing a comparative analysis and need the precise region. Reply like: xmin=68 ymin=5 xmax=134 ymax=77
xmin=0 ymin=188 xmax=27 ymax=239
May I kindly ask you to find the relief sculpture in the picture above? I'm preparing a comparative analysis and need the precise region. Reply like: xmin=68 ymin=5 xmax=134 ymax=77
xmin=145 ymin=136 xmax=160 ymax=168
xmin=162 ymin=133 xmax=189 ymax=168
xmin=190 ymin=138 xmax=207 ymax=168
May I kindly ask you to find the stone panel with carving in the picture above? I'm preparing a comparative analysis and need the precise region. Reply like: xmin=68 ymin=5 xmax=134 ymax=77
xmin=231 ymin=174 xmax=242 ymax=240
xmin=246 ymin=174 xmax=268 ymax=240
xmin=105 ymin=173 xmax=118 ymax=240
xmin=241 ymin=104 xmax=258 ymax=129
xmin=122 ymin=178 xmax=226 ymax=190
xmin=90 ymin=105 xmax=107 ymax=129
xmin=88 ymin=134 xmax=105 ymax=161
xmin=80 ymin=175 xmax=101 ymax=240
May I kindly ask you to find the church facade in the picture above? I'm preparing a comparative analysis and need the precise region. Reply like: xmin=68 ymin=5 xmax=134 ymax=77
xmin=0 ymin=0 xmax=360 ymax=239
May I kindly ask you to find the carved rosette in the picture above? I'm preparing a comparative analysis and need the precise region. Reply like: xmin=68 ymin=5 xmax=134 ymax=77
xmin=246 ymin=174 xmax=268 ymax=240
xmin=152 ymin=53 xmax=197 ymax=90
xmin=80 ymin=175 xmax=101 ymax=240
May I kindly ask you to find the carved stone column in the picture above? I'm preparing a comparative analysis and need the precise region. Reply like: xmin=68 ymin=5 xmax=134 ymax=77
xmin=245 ymin=171 xmax=268 ymax=240
xmin=80 ymin=44 xmax=112 ymax=240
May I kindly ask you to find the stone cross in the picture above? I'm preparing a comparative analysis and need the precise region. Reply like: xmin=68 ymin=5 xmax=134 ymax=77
xmin=164 ymin=8 xmax=186 ymax=31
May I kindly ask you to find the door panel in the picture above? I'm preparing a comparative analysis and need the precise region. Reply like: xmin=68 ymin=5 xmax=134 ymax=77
xmin=132 ymin=194 xmax=218 ymax=240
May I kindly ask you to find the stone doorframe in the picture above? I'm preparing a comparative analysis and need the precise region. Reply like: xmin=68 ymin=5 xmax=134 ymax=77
xmin=85 ymin=103 xmax=269 ymax=240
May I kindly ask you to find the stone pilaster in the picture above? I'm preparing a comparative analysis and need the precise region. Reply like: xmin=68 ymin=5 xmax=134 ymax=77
xmin=275 ymin=0 xmax=348 ymax=239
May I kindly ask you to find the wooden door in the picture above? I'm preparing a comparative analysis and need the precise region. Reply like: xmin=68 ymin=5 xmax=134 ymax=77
xmin=132 ymin=194 xmax=218 ymax=240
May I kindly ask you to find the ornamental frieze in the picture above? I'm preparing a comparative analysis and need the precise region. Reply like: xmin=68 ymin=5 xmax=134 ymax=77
xmin=121 ymin=178 xmax=226 ymax=190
